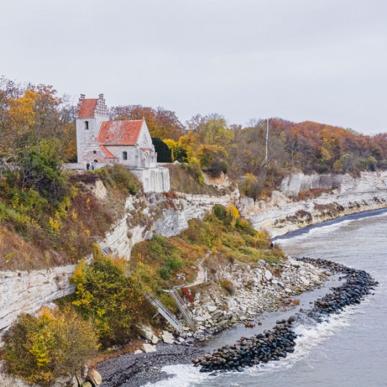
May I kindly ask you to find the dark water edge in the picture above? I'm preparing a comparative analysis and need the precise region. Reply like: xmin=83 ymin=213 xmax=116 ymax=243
xmin=272 ymin=207 xmax=387 ymax=242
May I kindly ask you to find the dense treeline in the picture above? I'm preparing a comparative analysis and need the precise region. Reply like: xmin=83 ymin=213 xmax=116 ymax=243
xmin=226 ymin=119 xmax=387 ymax=197
xmin=1 ymin=76 xmax=387 ymax=200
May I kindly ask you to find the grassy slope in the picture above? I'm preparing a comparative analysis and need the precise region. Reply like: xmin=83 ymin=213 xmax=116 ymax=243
xmin=166 ymin=163 xmax=233 ymax=196
xmin=0 ymin=166 xmax=140 ymax=271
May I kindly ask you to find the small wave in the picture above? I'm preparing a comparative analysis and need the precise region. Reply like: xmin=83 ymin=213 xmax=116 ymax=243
xmin=278 ymin=210 xmax=387 ymax=244
xmin=144 ymin=364 xmax=207 ymax=387
xmin=146 ymin=308 xmax=356 ymax=386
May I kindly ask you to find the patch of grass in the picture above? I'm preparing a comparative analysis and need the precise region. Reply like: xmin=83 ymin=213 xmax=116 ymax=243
xmin=95 ymin=164 xmax=141 ymax=196
xmin=166 ymin=164 xmax=226 ymax=195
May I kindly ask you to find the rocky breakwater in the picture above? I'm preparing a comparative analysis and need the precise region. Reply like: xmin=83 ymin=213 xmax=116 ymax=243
xmin=193 ymin=317 xmax=297 ymax=372
xmin=297 ymin=257 xmax=379 ymax=320
xmin=194 ymin=257 xmax=378 ymax=373
xmin=190 ymin=258 xmax=327 ymax=341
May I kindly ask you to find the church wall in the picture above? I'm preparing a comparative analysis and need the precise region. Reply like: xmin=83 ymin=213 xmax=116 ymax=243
xmin=138 ymin=122 xmax=154 ymax=149
xmin=76 ymin=113 xmax=109 ymax=165
xmin=105 ymin=145 xmax=138 ymax=167
xmin=132 ymin=167 xmax=170 ymax=193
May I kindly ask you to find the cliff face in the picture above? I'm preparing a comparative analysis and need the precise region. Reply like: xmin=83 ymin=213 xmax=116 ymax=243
xmin=0 ymin=186 xmax=239 ymax=335
xmin=240 ymin=171 xmax=387 ymax=237
xmin=2 ymin=170 xmax=387 ymax=336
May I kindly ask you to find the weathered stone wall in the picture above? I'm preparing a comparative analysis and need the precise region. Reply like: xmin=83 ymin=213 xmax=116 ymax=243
xmin=131 ymin=166 xmax=170 ymax=193
xmin=0 ymin=265 xmax=75 ymax=334
xmin=280 ymin=172 xmax=343 ymax=197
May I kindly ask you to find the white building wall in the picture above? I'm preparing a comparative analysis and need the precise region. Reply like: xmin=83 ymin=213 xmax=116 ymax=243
xmin=76 ymin=112 xmax=109 ymax=165
xmin=138 ymin=122 xmax=154 ymax=149
xmin=132 ymin=167 xmax=170 ymax=193
xmin=105 ymin=146 xmax=138 ymax=167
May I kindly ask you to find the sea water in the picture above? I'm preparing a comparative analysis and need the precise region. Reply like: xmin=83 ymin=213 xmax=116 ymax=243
xmin=149 ymin=210 xmax=387 ymax=387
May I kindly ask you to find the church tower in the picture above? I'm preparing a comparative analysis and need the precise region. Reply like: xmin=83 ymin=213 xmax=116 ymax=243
xmin=75 ymin=93 xmax=109 ymax=166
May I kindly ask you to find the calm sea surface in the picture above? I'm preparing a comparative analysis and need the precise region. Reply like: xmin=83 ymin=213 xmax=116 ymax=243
xmin=149 ymin=210 xmax=387 ymax=387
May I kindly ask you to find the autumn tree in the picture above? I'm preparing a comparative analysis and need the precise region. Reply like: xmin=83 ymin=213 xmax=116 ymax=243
xmin=111 ymin=104 xmax=184 ymax=140
xmin=3 ymin=307 xmax=98 ymax=386
xmin=71 ymin=254 xmax=145 ymax=347
xmin=0 ymin=78 xmax=76 ymax=161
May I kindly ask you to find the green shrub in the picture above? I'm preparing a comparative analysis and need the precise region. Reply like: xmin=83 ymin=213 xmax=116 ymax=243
xmin=18 ymin=139 xmax=68 ymax=206
xmin=159 ymin=256 xmax=183 ymax=279
xmin=71 ymin=255 xmax=144 ymax=346
xmin=96 ymin=164 xmax=141 ymax=195
xmin=3 ymin=307 xmax=98 ymax=386
xmin=205 ymin=159 xmax=228 ymax=177
xmin=212 ymin=204 xmax=233 ymax=225
xmin=239 ymin=173 xmax=262 ymax=200
xmin=235 ymin=217 xmax=257 ymax=236
xmin=185 ymin=158 xmax=205 ymax=184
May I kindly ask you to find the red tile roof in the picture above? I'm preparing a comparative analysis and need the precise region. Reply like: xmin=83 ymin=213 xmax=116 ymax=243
xmin=100 ymin=145 xmax=117 ymax=159
xmin=98 ymin=119 xmax=143 ymax=146
xmin=78 ymin=99 xmax=97 ymax=118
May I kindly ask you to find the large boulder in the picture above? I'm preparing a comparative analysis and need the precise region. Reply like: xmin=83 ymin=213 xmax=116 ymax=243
xmin=161 ymin=331 xmax=175 ymax=344
xmin=87 ymin=368 xmax=102 ymax=386
xmin=143 ymin=343 xmax=157 ymax=353
xmin=138 ymin=324 xmax=159 ymax=344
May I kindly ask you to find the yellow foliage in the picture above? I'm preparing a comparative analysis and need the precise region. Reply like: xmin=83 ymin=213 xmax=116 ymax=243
xmin=3 ymin=307 xmax=98 ymax=385
xmin=227 ymin=204 xmax=240 ymax=222
xmin=48 ymin=217 xmax=62 ymax=233
xmin=8 ymin=89 xmax=37 ymax=131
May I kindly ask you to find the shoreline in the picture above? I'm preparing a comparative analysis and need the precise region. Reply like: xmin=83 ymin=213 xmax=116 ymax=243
xmin=97 ymin=256 xmax=377 ymax=387
xmin=97 ymin=257 xmax=328 ymax=387
xmin=273 ymin=206 xmax=387 ymax=241
xmin=97 ymin=209 xmax=383 ymax=387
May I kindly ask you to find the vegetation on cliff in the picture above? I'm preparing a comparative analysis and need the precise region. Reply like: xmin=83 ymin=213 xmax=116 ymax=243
xmin=2 ymin=205 xmax=283 ymax=384
xmin=3 ymin=307 xmax=98 ymax=385
xmin=70 ymin=251 xmax=146 ymax=347
xmin=131 ymin=204 xmax=284 ymax=295
xmin=0 ymin=155 xmax=140 ymax=270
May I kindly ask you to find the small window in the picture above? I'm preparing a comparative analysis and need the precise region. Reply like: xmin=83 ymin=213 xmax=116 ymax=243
xmin=93 ymin=150 xmax=96 ymax=154
xmin=85 ymin=121 xmax=89 ymax=130
xmin=122 ymin=151 xmax=128 ymax=160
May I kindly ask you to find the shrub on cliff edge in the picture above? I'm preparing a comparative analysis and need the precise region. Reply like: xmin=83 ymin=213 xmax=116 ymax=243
xmin=3 ymin=307 xmax=98 ymax=386
xmin=71 ymin=253 xmax=145 ymax=346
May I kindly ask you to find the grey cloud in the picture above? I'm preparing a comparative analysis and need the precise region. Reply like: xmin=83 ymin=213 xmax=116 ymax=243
xmin=1 ymin=0 xmax=386 ymax=133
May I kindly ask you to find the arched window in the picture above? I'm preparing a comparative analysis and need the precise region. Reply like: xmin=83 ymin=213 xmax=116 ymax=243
xmin=122 ymin=151 xmax=128 ymax=160
xmin=85 ymin=121 xmax=89 ymax=129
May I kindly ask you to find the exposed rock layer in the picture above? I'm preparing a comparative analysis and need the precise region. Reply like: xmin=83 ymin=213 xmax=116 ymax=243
xmin=240 ymin=171 xmax=387 ymax=237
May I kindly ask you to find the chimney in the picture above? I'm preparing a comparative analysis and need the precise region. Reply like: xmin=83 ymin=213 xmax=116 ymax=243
xmin=79 ymin=93 xmax=85 ymax=101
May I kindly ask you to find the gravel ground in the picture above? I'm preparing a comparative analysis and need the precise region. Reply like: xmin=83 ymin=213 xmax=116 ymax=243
xmin=98 ymin=343 xmax=204 ymax=387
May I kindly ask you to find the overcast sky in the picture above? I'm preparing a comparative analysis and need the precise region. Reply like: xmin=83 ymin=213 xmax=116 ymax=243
xmin=1 ymin=0 xmax=387 ymax=133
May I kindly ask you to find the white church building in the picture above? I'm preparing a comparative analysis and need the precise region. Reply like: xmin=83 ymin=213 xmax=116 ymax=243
xmin=75 ymin=94 xmax=170 ymax=193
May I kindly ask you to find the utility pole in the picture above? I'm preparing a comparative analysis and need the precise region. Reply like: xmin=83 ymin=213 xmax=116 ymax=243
xmin=264 ymin=118 xmax=269 ymax=164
